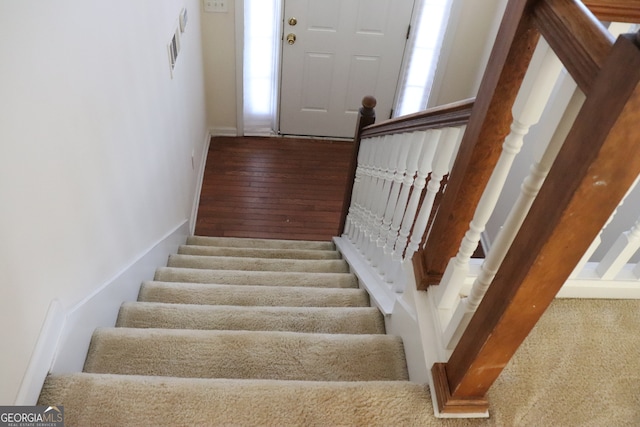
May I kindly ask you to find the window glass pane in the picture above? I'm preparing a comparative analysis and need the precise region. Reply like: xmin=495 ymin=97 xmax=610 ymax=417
xmin=395 ymin=0 xmax=452 ymax=116
xmin=244 ymin=0 xmax=281 ymax=135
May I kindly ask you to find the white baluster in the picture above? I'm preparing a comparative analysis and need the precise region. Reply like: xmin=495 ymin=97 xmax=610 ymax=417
xmin=379 ymin=132 xmax=426 ymax=276
xmin=374 ymin=133 xmax=414 ymax=273
xmin=363 ymin=136 xmax=393 ymax=256
xmin=385 ymin=130 xmax=441 ymax=289
xmin=572 ymin=174 xmax=640 ymax=278
xmin=633 ymin=258 xmax=640 ymax=279
xmin=347 ymin=137 xmax=374 ymax=245
xmin=435 ymin=39 xmax=562 ymax=316
xmin=366 ymin=135 xmax=403 ymax=263
xmin=353 ymin=137 xmax=379 ymax=249
xmin=344 ymin=137 xmax=371 ymax=239
xmin=405 ymin=126 xmax=464 ymax=260
xmin=443 ymin=75 xmax=584 ymax=348
xmin=393 ymin=131 xmax=440 ymax=254
xmin=356 ymin=136 xmax=385 ymax=252
xmin=596 ymin=215 xmax=640 ymax=279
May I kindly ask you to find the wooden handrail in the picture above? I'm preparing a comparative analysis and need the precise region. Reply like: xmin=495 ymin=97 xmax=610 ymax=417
xmin=583 ymin=0 xmax=640 ymax=22
xmin=360 ymin=98 xmax=474 ymax=139
xmin=433 ymin=30 xmax=640 ymax=414
xmin=338 ymin=97 xmax=474 ymax=234
xmin=534 ymin=0 xmax=614 ymax=93
xmin=414 ymin=0 xmax=540 ymax=289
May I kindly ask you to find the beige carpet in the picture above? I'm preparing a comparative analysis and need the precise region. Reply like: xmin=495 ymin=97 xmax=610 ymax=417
xmin=116 ymin=302 xmax=385 ymax=333
xmin=39 ymin=236 xmax=640 ymax=426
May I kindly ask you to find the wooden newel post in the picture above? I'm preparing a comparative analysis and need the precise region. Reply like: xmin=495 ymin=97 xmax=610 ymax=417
xmin=355 ymin=95 xmax=377 ymax=138
xmin=338 ymin=96 xmax=377 ymax=234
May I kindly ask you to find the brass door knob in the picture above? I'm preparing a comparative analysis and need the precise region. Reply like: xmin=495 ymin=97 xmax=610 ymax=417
xmin=286 ymin=33 xmax=296 ymax=45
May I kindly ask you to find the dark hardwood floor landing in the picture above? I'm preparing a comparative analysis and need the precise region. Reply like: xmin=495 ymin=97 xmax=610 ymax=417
xmin=195 ymin=136 xmax=354 ymax=241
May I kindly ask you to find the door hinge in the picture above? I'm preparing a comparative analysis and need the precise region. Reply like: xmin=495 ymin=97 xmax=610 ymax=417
xmin=406 ymin=25 xmax=411 ymax=40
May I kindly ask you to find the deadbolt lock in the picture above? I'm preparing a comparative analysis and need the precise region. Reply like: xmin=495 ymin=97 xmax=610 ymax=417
xmin=286 ymin=33 xmax=296 ymax=45
xmin=288 ymin=17 xmax=297 ymax=26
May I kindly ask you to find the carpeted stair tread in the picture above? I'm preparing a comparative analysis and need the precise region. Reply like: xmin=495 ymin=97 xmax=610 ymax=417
xmin=167 ymin=254 xmax=350 ymax=273
xmin=138 ymin=281 xmax=371 ymax=307
xmin=187 ymin=235 xmax=335 ymax=251
xmin=83 ymin=328 xmax=409 ymax=381
xmin=40 ymin=374 xmax=435 ymax=427
xmin=116 ymin=302 xmax=386 ymax=334
xmin=154 ymin=267 xmax=358 ymax=288
xmin=40 ymin=236 xmax=419 ymax=424
xmin=178 ymin=244 xmax=341 ymax=259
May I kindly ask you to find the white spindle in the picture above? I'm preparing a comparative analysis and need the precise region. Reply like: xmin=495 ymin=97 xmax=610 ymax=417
xmin=571 ymin=174 xmax=640 ymax=278
xmin=344 ymin=137 xmax=371 ymax=239
xmin=405 ymin=126 xmax=464 ymax=260
xmin=373 ymin=134 xmax=414 ymax=273
xmin=346 ymin=137 xmax=373 ymax=244
xmin=366 ymin=135 xmax=403 ymax=263
xmin=384 ymin=130 xmax=441 ymax=288
xmin=393 ymin=131 xmax=439 ymax=254
xmin=353 ymin=137 xmax=380 ymax=248
xmin=596 ymin=215 xmax=640 ymax=279
xmin=435 ymin=39 xmax=562 ymax=314
xmin=442 ymin=75 xmax=584 ymax=348
xmin=379 ymin=131 xmax=427 ymax=276
xmin=633 ymin=258 xmax=640 ymax=279
xmin=356 ymin=136 xmax=386 ymax=252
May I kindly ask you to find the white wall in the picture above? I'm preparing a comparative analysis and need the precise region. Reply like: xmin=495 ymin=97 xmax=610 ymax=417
xmin=0 ymin=0 xmax=207 ymax=404
xmin=428 ymin=0 xmax=508 ymax=107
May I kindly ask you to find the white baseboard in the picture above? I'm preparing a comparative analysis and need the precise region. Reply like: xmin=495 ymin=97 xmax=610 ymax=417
xmin=14 ymin=300 xmax=65 ymax=405
xmin=209 ymin=126 xmax=238 ymax=137
xmin=557 ymin=263 xmax=640 ymax=298
xmin=16 ymin=221 xmax=189 ymax=404
xmin=190 ymin=132 xmax=211 ymax=235
xmin=333 ymin=237 xmax=396 ymax=314
xmin=334 ymin=236 xmax=430 ymax=383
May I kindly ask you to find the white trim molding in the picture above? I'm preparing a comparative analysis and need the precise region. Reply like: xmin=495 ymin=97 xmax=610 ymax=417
xmin=190 ymin=132 xmax=212 ymax=235
xmin=17 ymin=222 xmax=190 ymax=404
xmin=14 ymin=300 xmax=65 ymax=405
xmin=209 ymin=126 xmax=239 ymax=137
xmin=333 ymin=236 xmax=396 ymax=314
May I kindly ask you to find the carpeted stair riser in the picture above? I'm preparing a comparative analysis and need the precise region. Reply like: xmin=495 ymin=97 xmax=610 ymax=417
xmin=83 ymin=328 xmax=408 ymax=381
xmin=167 ymin=254 xmax=350 ymax=273
xmin=39 ymin=374 xmax=433 ymax=427
xmin=39 ymin=236 xmax=424 ymax=425
xmin=117 ymin=302 xmax=386 ymax=334
xmin=186 ymin=236 xmax=335 ymax=251
xmin=178 ymin=244 xmax=341 ymax=259
xmin=138 ymin=281 xmax=371 ymax=307
xmin=154 ymin=267 xmax=358 ymax=288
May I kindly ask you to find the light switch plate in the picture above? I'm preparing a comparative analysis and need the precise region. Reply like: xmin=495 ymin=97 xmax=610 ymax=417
xmin=204 ymin=0 xmax=228 ymax=13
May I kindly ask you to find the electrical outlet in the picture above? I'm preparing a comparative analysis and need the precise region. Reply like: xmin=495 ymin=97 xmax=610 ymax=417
xmin=204 ymin=0 xmax=228 ymax=13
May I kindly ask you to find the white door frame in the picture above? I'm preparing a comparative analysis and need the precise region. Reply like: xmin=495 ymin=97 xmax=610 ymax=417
xmin=235 ymin=0 xmax=429 ymax=137
xmin=235 ymin=0 xmax=245 ymax=136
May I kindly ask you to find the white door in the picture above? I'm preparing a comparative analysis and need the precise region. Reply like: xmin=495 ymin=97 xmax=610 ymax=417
xmin=279 ymin=0 xmax=414 ymax=138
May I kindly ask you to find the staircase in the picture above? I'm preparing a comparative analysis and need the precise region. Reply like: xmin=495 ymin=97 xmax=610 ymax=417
xmin=39 ymin=236 xmax=434 ymax=425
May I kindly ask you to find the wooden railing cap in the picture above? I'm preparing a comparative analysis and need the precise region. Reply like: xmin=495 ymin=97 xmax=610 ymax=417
xmin=361 ymin=96 xmax=377 ymax=109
